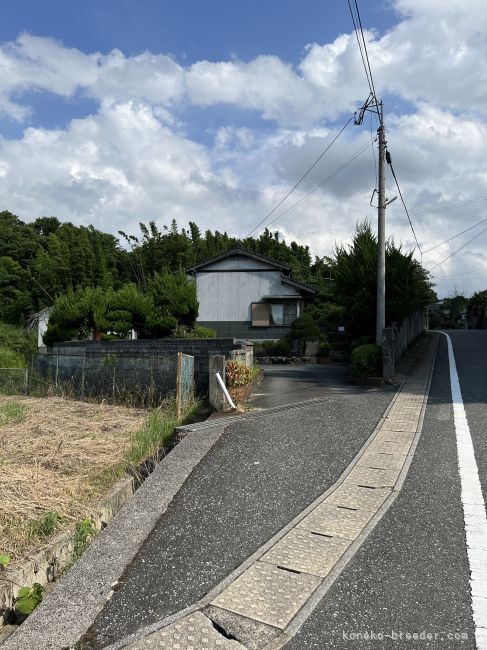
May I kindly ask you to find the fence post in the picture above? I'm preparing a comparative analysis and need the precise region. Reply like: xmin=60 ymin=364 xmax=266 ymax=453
xmin=23 ymin=368 xmax=28 ymax=395
xmin=80 ymin=350 xmax=86 ymax=400
xmin=176 ymin=352 xmax=182 ymax=419
xmin=209 ymin=355 xmax=226 ymax=411
xmin=382 ymin=327 xmax=395 ymax=381
xmin=55 ymin=353 xmax=59 ymax=388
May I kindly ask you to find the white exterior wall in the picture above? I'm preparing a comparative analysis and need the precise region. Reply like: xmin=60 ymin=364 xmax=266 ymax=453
xmin=196 ymin=256 xmax=300 ymax=322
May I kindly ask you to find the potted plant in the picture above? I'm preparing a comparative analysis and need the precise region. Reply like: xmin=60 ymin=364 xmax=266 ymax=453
xmin=318 ymin=342 xmax=331 ymax=364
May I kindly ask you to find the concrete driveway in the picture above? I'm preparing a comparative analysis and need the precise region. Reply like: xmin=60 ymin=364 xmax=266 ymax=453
xmin=250 ymin=362 xmax=374 ymax=409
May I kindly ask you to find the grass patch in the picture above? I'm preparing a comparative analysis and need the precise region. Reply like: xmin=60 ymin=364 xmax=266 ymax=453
xmin=26 ymin=511 xmax=65 ymax=541
xmin=99 ymin=400 xmax=201 ymax=484
xmin=0 ymin=402 xmax=27 ymax=427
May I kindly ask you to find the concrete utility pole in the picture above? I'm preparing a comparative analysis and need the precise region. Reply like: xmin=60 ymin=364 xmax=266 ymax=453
xmin=376 ymin=102 xmax=386 ymax=346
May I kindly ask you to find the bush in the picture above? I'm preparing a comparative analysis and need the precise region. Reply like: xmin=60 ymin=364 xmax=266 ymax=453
xmin=0 ymin=346 xmax=26 ymax=368
xmin=318 ymin=342 xmax=331 ymax=356
xmin=254 ymin=339 xmax=292 ymax=356
xmin=225 ymin=360 xmax=253 ymax=387
xmin=171 ymin=324 xmax=217 ymax=339
xmin=351 ymin=344 xmax=382 ymax=380
xmin=0 ymin=322 xmax=36 ymax=363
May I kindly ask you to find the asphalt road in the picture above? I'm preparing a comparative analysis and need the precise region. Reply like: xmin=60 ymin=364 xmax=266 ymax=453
xmin=249 ymin=363 xmax=362 ymax=409
xmin=81 ymin=373 xmax=394 ymax=647
xmin=286 ymin=331 xmax=486 ymax=649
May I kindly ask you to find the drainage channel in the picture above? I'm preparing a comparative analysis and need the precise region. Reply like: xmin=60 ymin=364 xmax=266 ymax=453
xmin=108 ymin=335 xmax=438 ymax=650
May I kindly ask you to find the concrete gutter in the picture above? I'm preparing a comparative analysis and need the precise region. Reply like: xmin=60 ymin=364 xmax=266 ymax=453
xmin=1 ymin=422 xmax=228 ymax=650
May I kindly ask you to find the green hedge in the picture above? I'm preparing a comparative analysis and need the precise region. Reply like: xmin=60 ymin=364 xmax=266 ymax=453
xmin=351 ymin=344 xmax=382 ymax=380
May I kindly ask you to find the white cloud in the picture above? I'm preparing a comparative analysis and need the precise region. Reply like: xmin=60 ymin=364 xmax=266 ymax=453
xmin=0 ymin=0 xmax=486 ymax=298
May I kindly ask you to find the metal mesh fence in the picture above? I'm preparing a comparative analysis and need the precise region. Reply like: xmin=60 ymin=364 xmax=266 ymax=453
xmin=31 ymin=352 xmax=179 ymax=407
xmin=0 ymin=368 xmax=28 ymax=395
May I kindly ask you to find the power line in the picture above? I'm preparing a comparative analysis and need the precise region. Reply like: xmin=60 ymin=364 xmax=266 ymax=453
xmin=353 ymin=0 xmax=378 ymax=101
xmin=428 ymin=224 xmax=487 ymax=271
xmin=254 ymin=136 xmax=377 ymax=235
xmin=386 ymin=152 xmax=422 ymax=254
xmin=412 ymin=194 xmax=487 ymax=219
xmin=422 ymin=217 xmax=487 ymax=255
xmin=431 ymin=270 xmax=487 ymax=281
xmin=347 ymin=0 xmax=373 ymax=95
xmin=246 ymin=115 xmax=354 ymax=238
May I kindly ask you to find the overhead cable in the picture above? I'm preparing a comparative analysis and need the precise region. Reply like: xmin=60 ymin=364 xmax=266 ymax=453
xmin=254 ymin=136 xmax=377 ymax=236
xmin=422 ymin=217 xmax=487 ymax=255
xmin=246 ymin=115 xmax=354 ymax=238
xmin=428 ymin=224 xmax=487 ymax=271
xmin=386 ymin=151 xmax=422 ymax=254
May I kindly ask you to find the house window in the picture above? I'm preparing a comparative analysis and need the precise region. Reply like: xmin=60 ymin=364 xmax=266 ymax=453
xmin=252 ymin=302 xmax=298 ymax=326
xmin=252 ymin=303 xmax=270 ymax=326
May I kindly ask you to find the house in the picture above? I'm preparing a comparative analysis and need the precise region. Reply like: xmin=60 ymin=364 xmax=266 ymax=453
xmin=187 ymin=246 xmax=316 ymax=339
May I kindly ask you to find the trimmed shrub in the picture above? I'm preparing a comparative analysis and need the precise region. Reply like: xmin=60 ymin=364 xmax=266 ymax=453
xmin=351 ymin=344 xmax=382 ymax=380
xmin=225 ymin=360 xmax=253 ymax=388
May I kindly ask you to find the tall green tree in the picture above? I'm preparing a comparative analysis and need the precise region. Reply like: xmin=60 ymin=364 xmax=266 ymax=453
xmin=0 ymin=256 xmax=32 ymax=323
xmin=331 ymin=221 xmax=435 ymax=338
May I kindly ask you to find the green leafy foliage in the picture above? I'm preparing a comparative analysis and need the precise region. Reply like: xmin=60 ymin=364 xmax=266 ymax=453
xmin=253 ymin=339 xmax=292 ymax=356
xmin=289 ymin=313 xmax=320 ymax=343
xmin=0 ymin=256 xmax=32 ymax=323
xmin=0 ymin=322 xmax=36 ymax=363
xmin=225 ymin=360 xmax=253 ymax=387
xmin=332 ymin=221 xmax=436 ymax=338
xmin=15 ymin=583 xmax=44 ymax=615
xmin=73 ymin=518 xmax=97 ymax=560
xmin=351 ymin=344 xmax=383 ymax=380
xmin=0 ymin=346 xmax=26 ymax=368
xmin=147 ymin=272 xmax=198 ymax=337
xmin=0 ymin=553 xmax=10 ymax=567
xmin=171 ymin=324 xmax=216 ymax=339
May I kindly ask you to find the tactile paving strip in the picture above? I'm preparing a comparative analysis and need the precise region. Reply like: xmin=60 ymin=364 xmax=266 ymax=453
xmin=367 ymin=439 xmax=412 ymax=455
xmin=298 ymin=502 xmax=374 ymax=540
xmin=358 ymin=450 xmax=408 ymax=470
xmin=211 ymin=562 xmax=321 ymax=629
xmin=374 ymin=430 xmax=415 ymax=443
xmin=380 ymin=419 xmax=419 ymax=432
xmin=346 ymin=465 xmax=400 ymax=488
xmin=126 ymin=611 xmax=245 ymax=649
xmin=260 ymin=527 xmax=351 ymax=577
xmin=326 ymin=483 xmax=391 ymax=511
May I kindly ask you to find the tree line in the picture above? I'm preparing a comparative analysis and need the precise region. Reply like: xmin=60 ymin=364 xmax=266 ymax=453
xmin=0 ymin=210 xmax=436 ymax=342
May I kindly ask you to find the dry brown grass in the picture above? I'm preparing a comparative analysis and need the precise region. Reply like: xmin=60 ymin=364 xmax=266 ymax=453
xmin=0 ymin=395 xmax=146 ymax=560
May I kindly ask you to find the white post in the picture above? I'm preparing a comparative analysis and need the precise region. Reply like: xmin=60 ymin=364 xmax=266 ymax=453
xmin=215 ymin=372 xmax=236 ymax=409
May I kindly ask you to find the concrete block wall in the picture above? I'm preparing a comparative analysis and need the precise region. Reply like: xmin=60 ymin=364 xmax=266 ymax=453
xmin=35 ymin=338 xmax=245 ymax=401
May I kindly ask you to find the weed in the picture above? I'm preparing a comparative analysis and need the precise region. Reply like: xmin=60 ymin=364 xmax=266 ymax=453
xmin=26 ymin=511 xmax=65 ymax=541
xmin=0 ymin=402 xmax=27 ymax=427
xmin=73 ymin=518 xmax=97 ymax=560
xmin=15 ymin=583 xmax=44 ymax=615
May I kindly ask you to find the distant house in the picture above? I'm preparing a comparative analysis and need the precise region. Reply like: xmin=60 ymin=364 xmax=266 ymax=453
xmin=187 ymin=247 xmax=315 ymax=339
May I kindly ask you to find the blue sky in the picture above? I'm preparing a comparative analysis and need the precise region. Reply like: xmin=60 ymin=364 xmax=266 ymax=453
xmin=1 ymin=1 xmax=396 ymax=63
xmin=0 ymin=0 xmax=486 ymax=296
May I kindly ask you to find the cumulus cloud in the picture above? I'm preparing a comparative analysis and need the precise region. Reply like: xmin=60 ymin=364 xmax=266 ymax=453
xmin=0 ymin=0 xmax=486 ymax=298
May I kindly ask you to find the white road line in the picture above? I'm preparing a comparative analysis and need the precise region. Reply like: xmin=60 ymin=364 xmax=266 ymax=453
xmin=444 ymin=332 xmax=487 ymax=649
